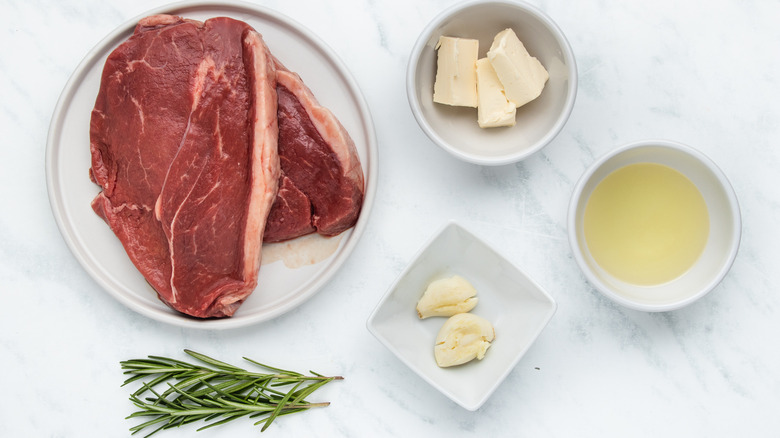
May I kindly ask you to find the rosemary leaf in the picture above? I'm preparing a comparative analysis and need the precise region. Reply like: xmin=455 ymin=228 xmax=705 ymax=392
xmin=196 ymin=410 xmax=253 ymax=432
xmin=243 ymin=357 xmax=304 ymax=377
xmin=184 ymin=349 xmax=245 ymax=372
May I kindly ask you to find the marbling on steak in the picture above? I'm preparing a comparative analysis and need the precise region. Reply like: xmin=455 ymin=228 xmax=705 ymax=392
xmin=89 ymin=15 xmax=279 ymax=318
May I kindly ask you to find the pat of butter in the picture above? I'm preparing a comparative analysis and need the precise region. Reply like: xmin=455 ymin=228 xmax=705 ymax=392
xmin=487 ymin=28 xmax=548 ymax=108
xmin=476 ymin=58 xmax=516 ymax=128
xmin=433 ymin=36 xmax=479 ymax=107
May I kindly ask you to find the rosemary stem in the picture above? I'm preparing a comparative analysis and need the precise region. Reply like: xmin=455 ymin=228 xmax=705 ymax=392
xmin=121 ymin=350 xmax=341 ymax=434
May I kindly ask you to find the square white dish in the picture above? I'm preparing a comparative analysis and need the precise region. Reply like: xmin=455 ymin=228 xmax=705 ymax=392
xmin=367 ymin=221 xmax=557 ymax=410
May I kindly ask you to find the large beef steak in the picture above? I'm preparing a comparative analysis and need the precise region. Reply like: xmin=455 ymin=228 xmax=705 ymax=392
xmin=89 ymin=15 xmax=279 ymax=318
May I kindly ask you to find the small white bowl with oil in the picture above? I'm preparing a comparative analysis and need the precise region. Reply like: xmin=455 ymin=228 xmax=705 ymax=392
xmin=568 ymin=140 xmax=741 ymax=312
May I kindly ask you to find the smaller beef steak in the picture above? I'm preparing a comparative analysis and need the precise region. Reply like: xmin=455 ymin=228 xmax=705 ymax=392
xmin=264 ymin=175 xmax=315 ymax=242
xmin=263 ymin=65 xmax=365 ymax=242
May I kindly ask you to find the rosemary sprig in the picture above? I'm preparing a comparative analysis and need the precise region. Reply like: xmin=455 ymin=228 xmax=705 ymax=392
xmin=120 ymin=349 xmax=342 ymax=436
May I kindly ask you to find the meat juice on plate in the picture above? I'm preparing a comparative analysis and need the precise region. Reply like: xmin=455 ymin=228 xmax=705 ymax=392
xmin=262 ymin=233 xmax=343 ymax=269
xmin=583 ymin=163 xmax=710 ymax=285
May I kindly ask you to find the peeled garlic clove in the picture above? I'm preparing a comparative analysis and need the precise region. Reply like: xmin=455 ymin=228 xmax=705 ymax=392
xmin=416 ymin=275 xmax=478 ymax=319
xmin=434 ymin=313 xmax=495 ymax=367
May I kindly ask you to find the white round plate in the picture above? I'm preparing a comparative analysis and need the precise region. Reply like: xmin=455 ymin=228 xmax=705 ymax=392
xmin=45 ymin=0 xmax=377 ymax=329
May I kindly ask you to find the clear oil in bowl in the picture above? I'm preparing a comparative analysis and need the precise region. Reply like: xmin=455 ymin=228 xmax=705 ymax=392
xmin=584 ymin=162 xmax=710 ymax=286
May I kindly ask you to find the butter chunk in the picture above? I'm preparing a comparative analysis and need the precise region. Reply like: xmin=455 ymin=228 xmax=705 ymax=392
xmin=487 ymin=28 xmax=549 ymax=108
xmin=433 ymin=36 xmax=479 ymax=107
xmin=476 ymin=58 xmax=516 ymax=128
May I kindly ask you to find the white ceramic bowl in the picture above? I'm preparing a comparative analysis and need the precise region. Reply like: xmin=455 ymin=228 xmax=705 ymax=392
xmin=568 ymin=140 xmax=741 ymax=312
xmin=406 ymin=0 xmax=577 ymax=166
xmin=367 ymin=221 xmax=556 ymax=410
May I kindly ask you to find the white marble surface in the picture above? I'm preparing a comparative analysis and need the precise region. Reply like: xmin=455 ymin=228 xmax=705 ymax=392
xmin=2 ymin=0 xmax=779 ymax=436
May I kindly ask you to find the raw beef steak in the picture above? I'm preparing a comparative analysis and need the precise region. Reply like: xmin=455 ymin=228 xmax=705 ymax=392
xmin=89 ymin=15 xmax=279 ymax=318
xmin=263 ymin=63 xmax=365 ymax=242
